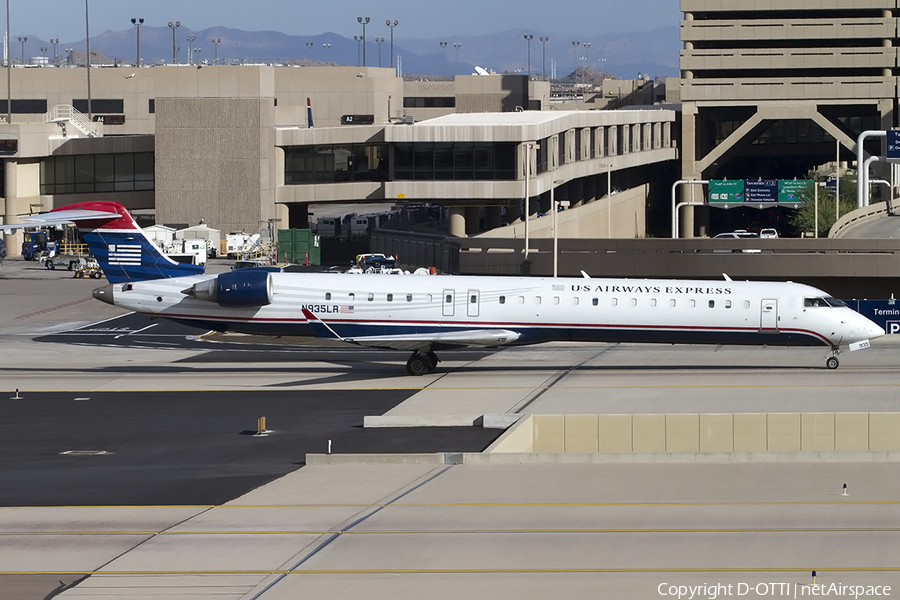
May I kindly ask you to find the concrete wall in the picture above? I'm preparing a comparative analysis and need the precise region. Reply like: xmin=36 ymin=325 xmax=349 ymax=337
xmin=489 ymin=413 xmax=900 ymax=454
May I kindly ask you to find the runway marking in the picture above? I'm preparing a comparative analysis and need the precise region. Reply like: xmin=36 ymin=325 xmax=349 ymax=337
xmin=4 ymin=567 xmax=900 ymax=575
xmin=14 ymin=297 xmax=93 ymax=320
xmin=2 ymin=527 xmax=900 ymax=535
xmin=5 ymin=500 xmax=895 ymax=510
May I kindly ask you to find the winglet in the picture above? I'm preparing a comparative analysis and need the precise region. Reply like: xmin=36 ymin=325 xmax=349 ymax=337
xmin=301 ymin=308 xmax=344 ymax=341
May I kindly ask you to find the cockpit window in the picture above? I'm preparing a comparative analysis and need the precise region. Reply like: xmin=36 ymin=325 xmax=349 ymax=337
xmin=805 ymin=297 xmax=845 ymax=308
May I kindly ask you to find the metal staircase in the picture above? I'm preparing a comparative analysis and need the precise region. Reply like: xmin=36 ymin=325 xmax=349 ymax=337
xmin=44 ymin=104 xmax=100 ymax=138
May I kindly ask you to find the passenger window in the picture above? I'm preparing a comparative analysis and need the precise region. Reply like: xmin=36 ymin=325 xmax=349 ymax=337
xmin=517 ymin=296 xmax=525 ymax=304
xmin=348 ymin=293 xmax=355 ymax=301
xmin=725 ymin=300 xmax=732 ymax=309
xmin=630 ymin=298 xmax=637 ymax=307
xmin=445 ymin=294 xmax=452 ymax=303
xmin=387 ymin=294 xmax=393 ymax=302
xmin=744 ymin=300 xmax=750 ymax=309
xmin=499 ymin=296 xmax=506 ymax=304
xmin=553 ymin=297 xmax=560 ymax=305
xmin=573 ymin=297 xmax=579 ymax=306
xmin=534 ymin=296 xmax=542 ymax=305
xmin=325 ymin=292 xmax=332 ymax=301
xmin=592 ymin=298 xmax=599 ymax=306
xmin=426 ymin=294 xmax=433 ymax=302
xmin=650 ymin=299 xmax=657 ymax=307
xmin=368 ymin=293 xmax=374 ymax=302
xmin=708 ymin=300 xmax=715 ymax=308
xmin=690 ymin=299 xmax=696 ymax=308
xmin=669 ymin=299 xmax=676 ymax=308
xmin=470 ymin=295 xmax=477 ymax=304
xmin=407 ymin=294 xmax=413 ymax=302
xmin=611 ymin=298 xmax=618 ymax=307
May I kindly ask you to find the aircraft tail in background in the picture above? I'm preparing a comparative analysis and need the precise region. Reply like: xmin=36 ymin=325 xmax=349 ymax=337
xmin=47 ymin=201 xmax=205 ymax=283
xmin=307 ymin=97 xmax=314 ymax=128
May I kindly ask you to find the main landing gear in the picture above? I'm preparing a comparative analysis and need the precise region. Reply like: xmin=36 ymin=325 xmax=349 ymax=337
xmin=825 ymin=347 xmax=842 ymax=370
xmin=406 ymin=351 xmax=440 ymax=376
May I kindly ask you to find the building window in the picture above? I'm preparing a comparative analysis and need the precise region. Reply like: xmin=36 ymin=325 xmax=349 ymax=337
xmin=40 ymin=152 xmax=154 ymax=195
xmin=73 ymin=99 xmax=124 ymax=114
xmin=403 ymin=97 xmax=456 ymax=108
xmin=284 ymin=143 xmax=388 ymax=184
xmin=392 ymin=142 xmax=516 ymax=181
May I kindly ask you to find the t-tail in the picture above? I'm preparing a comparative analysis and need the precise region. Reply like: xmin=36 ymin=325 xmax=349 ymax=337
xmin=50 ymin=201 xmax=205 ymax=283
xmin=307 ymin=97 xmax=314 ymax=128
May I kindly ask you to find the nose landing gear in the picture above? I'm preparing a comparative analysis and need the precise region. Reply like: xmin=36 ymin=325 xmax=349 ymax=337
xmin=825 ymin=346 xmax=843 ymax=370
xmin=406 ymin=350 xmax=440 ymax=376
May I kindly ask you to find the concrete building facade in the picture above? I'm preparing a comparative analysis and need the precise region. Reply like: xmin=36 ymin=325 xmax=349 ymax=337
xmin=679 ymin=0 xmax=898 ymax=236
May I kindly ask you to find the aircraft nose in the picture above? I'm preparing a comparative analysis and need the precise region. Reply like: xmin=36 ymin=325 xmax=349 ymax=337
xmin=92 ymin=284 xmax=115 ymax=306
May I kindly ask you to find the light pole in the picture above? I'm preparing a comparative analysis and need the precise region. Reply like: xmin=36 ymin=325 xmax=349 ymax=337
xmin=186 ymin=35 xmax=196 ymax=65
xmin=583 ymin=42 xmax=591 ymax=89
xmin=386 ymin=20 xmax=398 ymax=74
xmin=523 ymin=34 xmax=532 ymax=78
xmin=571 ymin=40 xmax=579 ymax=87
xmin=322 ymin=42 xmax=331 ymax=62
xmin=193 ymin=47 xmax=201 ymax=64
xmin=84 ymin=0 xmax=91 ymax=120
xmin=453 ymin=42 xmax=461 ymax=75
xmin=357 ymin=16 xmax=369 ymax=66
xmin=17 ymin=36 xmax=26 ymax=64
xmin=211 ymin=38 xmax=221 ymax=64
xmin=375 ymin=37 xmax=384 ymax=67
xmin=168 ymin=21 xmax=180 ymax=64
xmin=40 ymin=46 xmax=46 ymax=62
xmin=131 ymin=18 xmax=143 ymax=67
xmin=439 ymin=41 xmax=447 ymax=77
xmin=305 ymin=41 xmax=313 ymax=61
xmin=50 ymin=38 xmax=59 ymax=64
xmin=5 ymin=0 xmax=10 ymax=124
xmin=540 ymin=36 xmax=549 ymax=81
xmin=354 ymin=35 xmax=361 ymax=66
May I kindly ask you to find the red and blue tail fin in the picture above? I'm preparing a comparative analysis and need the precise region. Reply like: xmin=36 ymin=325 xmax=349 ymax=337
xmin=50 ymin=201 xmax=205 ymax=283
xmin=307 ymin=97 xmax=314 ymax=129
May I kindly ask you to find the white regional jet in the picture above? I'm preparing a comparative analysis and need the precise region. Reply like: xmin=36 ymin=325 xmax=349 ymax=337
xmin=1 ymin=201 xmax=884 ymax=375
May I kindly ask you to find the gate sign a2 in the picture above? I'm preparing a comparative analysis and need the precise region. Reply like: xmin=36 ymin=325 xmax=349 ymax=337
xmin=708 ymin=180 xmax=744 ymax=204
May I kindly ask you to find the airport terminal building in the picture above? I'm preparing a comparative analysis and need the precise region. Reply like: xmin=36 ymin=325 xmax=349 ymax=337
xmin=0 ymin=65 xmax=677 ymax=256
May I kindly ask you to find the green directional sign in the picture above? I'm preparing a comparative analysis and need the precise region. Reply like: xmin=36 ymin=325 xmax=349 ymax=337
xmin=778 ymin=179 xmax=808 ymax=204
xmin=708 ymin=180 xmax=744 ymax=204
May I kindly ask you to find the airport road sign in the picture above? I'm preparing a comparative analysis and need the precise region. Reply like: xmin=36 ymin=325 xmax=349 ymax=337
xmin=778 ymin=179 xmax=807 ymax=204
xmin=744 ymin=179 xmax=778 ymax=204
xmin=708 ymin=180 xmax=744 ymax=204
xmin=888 ymin=130 xmax=900 ymax=160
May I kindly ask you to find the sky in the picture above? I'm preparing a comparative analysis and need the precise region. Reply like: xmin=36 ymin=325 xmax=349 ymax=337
xmin=9 ymin=0 xmax=681 ymax=42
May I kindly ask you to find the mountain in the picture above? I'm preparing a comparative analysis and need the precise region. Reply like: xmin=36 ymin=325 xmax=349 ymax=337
xmin=20 ymin=25 xmax=680 ymax=79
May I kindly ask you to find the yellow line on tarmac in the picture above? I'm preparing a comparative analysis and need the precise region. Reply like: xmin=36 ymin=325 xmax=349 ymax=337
xmin=4 ymin=527 xmax=900 ymax=536
xmin=3 ymin=567 xmax=900 ymax=576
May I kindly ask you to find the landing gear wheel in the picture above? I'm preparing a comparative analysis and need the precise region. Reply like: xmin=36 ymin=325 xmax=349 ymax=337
xmin=406 ymin=353 xmax=430 ymax=376
xmin=426 ymin=351 xmax=439 ymax=370
xmin=826 ymin=356 xmax=839 ymax=370
xmin=91 ymin=271 xmax=102 ymax=279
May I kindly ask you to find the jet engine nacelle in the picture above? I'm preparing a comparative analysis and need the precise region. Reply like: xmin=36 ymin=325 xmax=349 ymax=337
xmin=188 ymin=270 xmax=273 ymax=307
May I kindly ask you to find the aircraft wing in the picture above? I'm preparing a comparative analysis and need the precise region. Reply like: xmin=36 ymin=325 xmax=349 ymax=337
xmin=0 ymin=209 xmax=121 ymax=234
xmin=301 ymin=308 xmax=520 ymax=351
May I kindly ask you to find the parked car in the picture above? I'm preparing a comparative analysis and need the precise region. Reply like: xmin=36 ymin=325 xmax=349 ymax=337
xmin=760 ymin=228 xmax=779 ymax=238
xmin=713 ymin=230 xmax=760 ymax=239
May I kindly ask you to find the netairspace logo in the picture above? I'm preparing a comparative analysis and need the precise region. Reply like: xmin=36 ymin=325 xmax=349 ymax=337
xmin=657 ymin=582 xmax=892 ymax=599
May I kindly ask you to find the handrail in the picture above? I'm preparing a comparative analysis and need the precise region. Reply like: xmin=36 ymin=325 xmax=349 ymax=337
xmin=43 ymin=104 xmax=99 ymax=137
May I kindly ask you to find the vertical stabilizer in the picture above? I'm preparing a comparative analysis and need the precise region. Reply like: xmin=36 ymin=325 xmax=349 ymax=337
xmin=50 ymin=201 xmax=205 ymax=283
xmin=307 ymin=97 xmax=314 ymax=129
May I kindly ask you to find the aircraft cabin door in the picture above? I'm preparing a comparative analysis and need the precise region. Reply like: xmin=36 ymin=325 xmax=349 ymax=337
xmin=443 ymin=289 xmax=455 ymax=317
xmin=467 ymin=289 xmax=480 ymax=317
xmin=760 ymin=299 xmax=779 ymax=333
